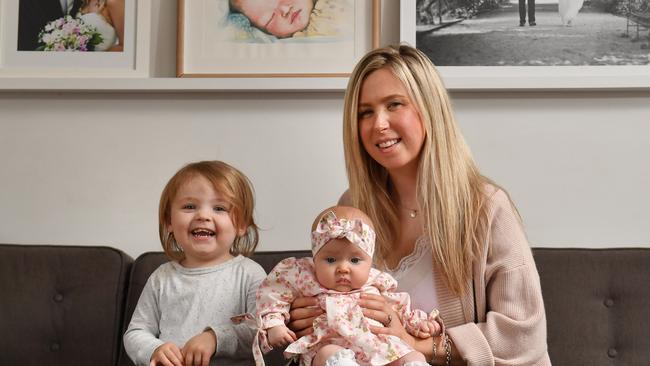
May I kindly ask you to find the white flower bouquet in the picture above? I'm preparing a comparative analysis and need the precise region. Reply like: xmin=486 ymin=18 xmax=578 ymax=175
xmin=37 ymin=15 xmax=103 ymax=51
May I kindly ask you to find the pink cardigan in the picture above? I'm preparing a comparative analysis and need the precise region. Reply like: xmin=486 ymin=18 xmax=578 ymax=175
xmin=440 ymin=188 xmax=551 ymax=365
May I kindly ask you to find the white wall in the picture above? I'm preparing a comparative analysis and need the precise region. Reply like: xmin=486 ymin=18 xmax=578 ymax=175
xmin=1 ymin=2 xmax=648 ymax=258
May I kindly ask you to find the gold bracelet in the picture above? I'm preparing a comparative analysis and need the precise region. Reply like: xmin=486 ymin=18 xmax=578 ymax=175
xmin=444 ymin=334 xmax=452 ymax=366
xmin=431 ymin=335 xmax=437 ymax=364
xmin=430 ymin=333 xmax=447 ymax=365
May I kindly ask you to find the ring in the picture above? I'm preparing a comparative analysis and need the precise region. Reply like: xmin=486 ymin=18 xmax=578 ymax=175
xmin=385 ymin=314 xmax=392 ymax=326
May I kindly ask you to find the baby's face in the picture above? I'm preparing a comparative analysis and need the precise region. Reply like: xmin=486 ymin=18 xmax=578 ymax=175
xmin=233 ymin=0 xmax=313 ymax=38
xmin=313 ymin=238 xmax=372 ymax=292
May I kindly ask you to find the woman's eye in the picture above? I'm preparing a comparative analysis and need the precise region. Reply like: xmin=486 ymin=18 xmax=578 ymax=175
xmin=326 ymin=257 xmax=336 ymax=264
xmin=358 ymin=109 xmax=372 ymax=119
xmin=351 ymin=257 xmax=361 ymax=264
xmin=388 ymin=101 xmax=402 ymax=110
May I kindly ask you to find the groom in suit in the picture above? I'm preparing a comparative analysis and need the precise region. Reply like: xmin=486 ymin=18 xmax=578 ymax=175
xmin=519 ymin=0 xmax=536 ymax=26
xmin=17 ymin=0 xmax=82 ymax=51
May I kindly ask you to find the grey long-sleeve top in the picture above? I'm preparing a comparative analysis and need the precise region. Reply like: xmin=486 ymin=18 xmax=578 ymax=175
xmin=123 ymin=255 xmax=266 ymax=366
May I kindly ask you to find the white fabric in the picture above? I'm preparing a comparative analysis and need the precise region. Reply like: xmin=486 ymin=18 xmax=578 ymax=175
xmin=385 ymin=236 xmax=438 ymax=313
xmin=60 ymin=0 xmax=71 ymax=14
xmin=325 ymin=349 xmax=359 ymax=366
xmin=559 ymin=0 xmax=585 ymax=25
xmin=80 ymin=12 xmax=117 ymax=51
xmin=123 ymin=255 xmax=266 ymax=366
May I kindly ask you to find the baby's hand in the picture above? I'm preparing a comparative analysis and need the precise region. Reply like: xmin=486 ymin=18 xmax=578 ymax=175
xmin=150 ymin=342 xmax=183 ymax=366
xmin=182 ymin=329 xmax=217 ymax=366
xmin=267 ymin=325 xmax=297 ymax=348
xmin=415 ymin=320 xmax=442 ymax=338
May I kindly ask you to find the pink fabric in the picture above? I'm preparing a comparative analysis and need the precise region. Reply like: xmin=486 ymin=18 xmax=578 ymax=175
xmin=311 ymin=210 xmax=375 ymax=257
xmin=437 ymin=188 xmax=551 ymax=366
xmin=254 ymin=257 xmax=437 ymax=366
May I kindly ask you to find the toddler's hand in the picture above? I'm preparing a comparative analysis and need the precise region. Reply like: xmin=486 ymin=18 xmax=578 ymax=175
xmin=415 ymin=320 xmax=442 ymax=338
xmin=150 ymin=342 xmax=183 ymax=366
xmin=181 ymin=329 xmax=217 ymax=366
xmin=267 ymin=325 xmax=297 ymax=348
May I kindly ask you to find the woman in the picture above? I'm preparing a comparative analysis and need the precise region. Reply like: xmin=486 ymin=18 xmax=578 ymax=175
xmin=288 ymin=44 xmax=551 ymax=365
xmin=558 ymin=0 xmax=584 ymax=26
xmin=79 ymin=0 xmax=124 ymax=51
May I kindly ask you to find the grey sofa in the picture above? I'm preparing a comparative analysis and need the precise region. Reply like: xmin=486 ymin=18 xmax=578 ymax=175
xmin=1 ymin=243 xmax=649 ymax=366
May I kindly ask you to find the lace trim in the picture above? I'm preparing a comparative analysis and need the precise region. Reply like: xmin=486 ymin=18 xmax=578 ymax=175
xmin=387 ymin=235 xmax=429 ymax=275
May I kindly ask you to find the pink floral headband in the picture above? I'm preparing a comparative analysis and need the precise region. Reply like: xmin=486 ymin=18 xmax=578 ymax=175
xmin=311 ymin=211 xmax=375 ymax=257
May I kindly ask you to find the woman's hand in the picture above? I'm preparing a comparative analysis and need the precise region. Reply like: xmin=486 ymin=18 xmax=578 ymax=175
xmin=287 ymin=296 xmax=323 ymax=338
xmin=358 ymin=293 xmax=416 ymax=346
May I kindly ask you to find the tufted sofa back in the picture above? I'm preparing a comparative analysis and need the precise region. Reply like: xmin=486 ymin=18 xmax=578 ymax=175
xmin=0 ymin=243 xmax=132 ymax=366
xmin=533 ymin=248 xmax=650 ymax=365
xmin=2 ymin=244 xmax=650 ymax=366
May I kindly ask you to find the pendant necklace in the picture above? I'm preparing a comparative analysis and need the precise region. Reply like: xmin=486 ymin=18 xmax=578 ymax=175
xmin=400 ymin=204 xmax=418 ymax=219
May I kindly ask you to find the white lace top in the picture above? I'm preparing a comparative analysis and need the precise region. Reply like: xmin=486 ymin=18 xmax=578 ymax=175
xmin=384 ymin=236 xmax=439 ymax=314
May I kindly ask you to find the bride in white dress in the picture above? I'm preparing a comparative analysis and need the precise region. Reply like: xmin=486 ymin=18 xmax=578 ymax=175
xmin=558 ymin=0 xmax=585 ymax=26
xmin=79 ymin=0 xmax=124 ymax=51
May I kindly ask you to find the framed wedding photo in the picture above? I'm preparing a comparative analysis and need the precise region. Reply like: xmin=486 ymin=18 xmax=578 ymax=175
xmin=0 ymin=0 xmax=151 ymax=77
xmin=400 ymin=1 xmax=650 ymax=90
xmin=177 ymin=0 xmax=380 ymax=78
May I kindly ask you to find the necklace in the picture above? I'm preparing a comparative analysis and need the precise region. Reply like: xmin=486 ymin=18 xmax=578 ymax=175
xmin=399 ymin=205 xmax=418 ymax=219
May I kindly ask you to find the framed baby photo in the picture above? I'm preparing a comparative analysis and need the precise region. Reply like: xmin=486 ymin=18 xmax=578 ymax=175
xmin=400 ymin=1 xmax=650 ymax=90
xmin=0 ymin=0 xmax=150 ymax=77
xmin=177 ymin=0 xmax=380 ymax=78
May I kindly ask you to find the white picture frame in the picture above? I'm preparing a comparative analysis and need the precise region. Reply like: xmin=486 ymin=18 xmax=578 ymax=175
xmin=177 ymin=0 xmax=379 ymax=78
xmin=400 ymin=1 xmax=650 ymax=90
xmin=0 ymin=0 xmax=150 ymax=77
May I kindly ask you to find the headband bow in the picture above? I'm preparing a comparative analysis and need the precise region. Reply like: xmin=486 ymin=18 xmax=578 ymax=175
xmin=311 ymin=211 xmax=375 ymax=257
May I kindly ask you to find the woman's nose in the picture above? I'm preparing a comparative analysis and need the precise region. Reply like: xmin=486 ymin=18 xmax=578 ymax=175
xmin=374 ymin=111 xmax=389 ymax=132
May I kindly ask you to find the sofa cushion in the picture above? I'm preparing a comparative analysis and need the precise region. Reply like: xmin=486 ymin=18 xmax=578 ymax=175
xmin=533 ymin=248 xmax=650 ymax=366
xmin=119 ymin=250 xmax=310 ymax=366
xmin=0 ymin=243 xmax=132 ymax=366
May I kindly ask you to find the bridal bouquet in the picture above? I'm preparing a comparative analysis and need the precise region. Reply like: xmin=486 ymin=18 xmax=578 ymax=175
xmin=37 ymin=15 xmax=103 ymax=51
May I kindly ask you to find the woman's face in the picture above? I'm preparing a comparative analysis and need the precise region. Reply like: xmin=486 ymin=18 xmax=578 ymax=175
xmin=233 ymin=0 xmax=313 ymax=38
xmin=357 ymin=68 xmax=426 ymax=177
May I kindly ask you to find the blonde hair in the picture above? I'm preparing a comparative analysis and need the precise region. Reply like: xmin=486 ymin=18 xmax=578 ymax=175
xmin=158 ymin=160 xmax=259 ymax=262
xmin=343 ymin=44 xmax=500 ymax=295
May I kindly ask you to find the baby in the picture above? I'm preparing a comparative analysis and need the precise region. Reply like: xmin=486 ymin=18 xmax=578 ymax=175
xmin=254 ymin=206 xmax=442 ymax=366
xmin=229 ymin=0 xmax=315 ymax=38
xmin=229 ymin=0 xmax=349 ymax=39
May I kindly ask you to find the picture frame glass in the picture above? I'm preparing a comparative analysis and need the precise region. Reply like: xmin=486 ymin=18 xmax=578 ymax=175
xmin=0 ymin=0 xmax=149 ymax=77
xmin=400 ymin=1 xmax=650 ymax=89
xmin=178 ymin=0 xmax=376 ymax=77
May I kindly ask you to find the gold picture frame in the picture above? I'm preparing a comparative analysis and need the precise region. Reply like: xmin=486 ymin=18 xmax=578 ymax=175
xmin=177 ymin=0 xmax=380 ymax=78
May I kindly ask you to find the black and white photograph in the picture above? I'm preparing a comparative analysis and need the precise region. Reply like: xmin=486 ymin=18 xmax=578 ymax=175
xmin=412 ymin=0 xmax=650 ymax=66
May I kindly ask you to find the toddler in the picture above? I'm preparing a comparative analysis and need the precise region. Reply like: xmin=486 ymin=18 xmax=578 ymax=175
xmin=123 ymin=161 xmax=266 ymax=366
xmin=254 ymin=206 xmax=442 ymax=366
